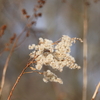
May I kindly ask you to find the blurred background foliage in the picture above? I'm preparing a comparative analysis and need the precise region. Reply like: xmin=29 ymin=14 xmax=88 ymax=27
xmin=0 ymin=0 xmax=100 ymax=100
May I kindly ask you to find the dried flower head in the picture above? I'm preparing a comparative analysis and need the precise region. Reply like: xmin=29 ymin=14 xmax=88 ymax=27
xmin=10 ymin=33 xmax=16 ymax=43
xmin=37 ymin=13 xmax=42 ymax=17
xmin=0 ymin=25 xmax=7 ymax=37
xmin=22 ymin=9 xmax=27 ymax=15
xmin=1 ymin=25 xmax=7 ymax=30
xmin=25 ymin=15 xmax=30 ymax=19
xmin=43 ymin=70 xmax=63 ymax=84
xmin=28 ymin=35 xmax=83 ymax=84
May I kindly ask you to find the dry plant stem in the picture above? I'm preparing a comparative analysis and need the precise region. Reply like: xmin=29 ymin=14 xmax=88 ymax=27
xmin=0 ymin=2 xmax=43 ymax=97
xmin=82 ymin=1 xmax=88 ymax=100
xmin=0 ymin=43 xmax=16 ymax=98
xmin=7 ymin=60 xmax=38 ymax=100
xmin=91 ymin=82 xmax=100 ymax=100
xmin=0 ymin=12 xmax=35 ymax=95
xmin=0 ymin=28 xmax=27 ymax=98
xmin=23 ymin=71 xmax=43 ymax=75
xmin=0 ymin=50 xmax=13 ymax=98
xmin=7 ymin=62 xmax=31 ymax=100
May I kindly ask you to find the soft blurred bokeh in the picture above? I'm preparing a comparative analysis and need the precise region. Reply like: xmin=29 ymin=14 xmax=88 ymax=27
xmin=0 ymin=0 xmax=100 ymax=100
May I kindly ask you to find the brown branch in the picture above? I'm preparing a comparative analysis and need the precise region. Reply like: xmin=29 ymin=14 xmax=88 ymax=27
xmin=24 ymin=71 xmax=43 ymax=75
xmin=0 ymin=28 xmax=27 ymax=99
xmin=0 ymin=41 xmax=16 ymax=98
xmin=91 ymin=82 xmax=100 ymax=100
xmin=0 ymin=0 xmax=45 ymax=99
xmin=82 ymin=1 xmax=88 ymax=100
xmin=0 ymin=13 xmax=34 ymax=97
xmin=7 ymin=62 xmax=30 ymax=100
xmin=7 ymin=60 xmax=40 ymax=100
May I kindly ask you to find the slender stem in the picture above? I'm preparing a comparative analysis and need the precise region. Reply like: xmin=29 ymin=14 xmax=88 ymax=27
xmin=7 ymin=62 xmax=31 ymax=100
xmin=0 ymin=3 xmax=37 ymax=98
xmin=7 ymin=59 xmax=38 ymax=100
xmin=91 ymin=82 xmax=100 ymax=100
xmin=0 ymin=42 xmax=16 ymax=98
xmin=0 ymin=28 xmax=26 ymax=98
xmin=82 ymin=1 xmax=88 ymax=100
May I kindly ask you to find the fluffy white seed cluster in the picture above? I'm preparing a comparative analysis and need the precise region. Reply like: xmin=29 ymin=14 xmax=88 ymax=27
xmin=43 ymin=70 xmax=63 ymax=84
xmin=28 ymin=35 xmax=82 ymax=84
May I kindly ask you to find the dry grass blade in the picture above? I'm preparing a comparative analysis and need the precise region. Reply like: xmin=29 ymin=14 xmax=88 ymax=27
xmin=91 ymin=82 xmax=100 ymax=100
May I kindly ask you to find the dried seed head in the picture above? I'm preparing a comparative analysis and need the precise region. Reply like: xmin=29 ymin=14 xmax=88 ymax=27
xmin=37 ymin=13 xmax=42 ymax=17
xmin=38 ymin=5 xmax=43 ymax=8
xmin=43 ymin=70 xmax=63 ymax=84
xmin=25 ymin=15 xmax=30 ymax=19
xmin=41 ymin=0 xmax=46 ymax=4
xmin=38 ymin=0 xmax=46 ymax=4
xmin=31 ymin=21 xmax=36 ymax=25
xmin=0 ymin=25 xmax=7 ymax=37
xmin=29 ymin=35 xmax=82 ymax=84
xmin=10 ymin=33 xmax=16 ymax=43
xmin=22 ymin=9 xmax=27 ymax=15
xmin=1 ymin=25 xmax=7 ymax=30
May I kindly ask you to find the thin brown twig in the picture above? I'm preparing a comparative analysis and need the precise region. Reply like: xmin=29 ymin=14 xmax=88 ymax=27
xmin=23 ymin=71 xmax=35 ymax=74
xmin=0 ymin=32 xmax=26 ymax=96
xmin=0 ymin=1 xmax=45 ymax=99
xmin=91 ymin=82 xmax=100 ymax=100
xmin=7 ymin=60 xmax=38 ymax=100
xmin=23 ymin=71 xmax=43 ymax=75
xmin=7 ymin=62 xmax=31 ymax=100
xmin=0 ymin=44 xmax=15 ymax=99
xmin=82 ymin=1 xmax=88 ymax=100
xmin=0 ymin=11 xmax=36 ymax=98
xmin=0 ymin=28 xmax=27 ymax=98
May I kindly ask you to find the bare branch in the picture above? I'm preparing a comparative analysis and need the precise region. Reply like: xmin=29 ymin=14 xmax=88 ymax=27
xmin=91 ymin=82 xmax=100 ymax=100
xmin=0 ymin=27 xmax=26 ymax=98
